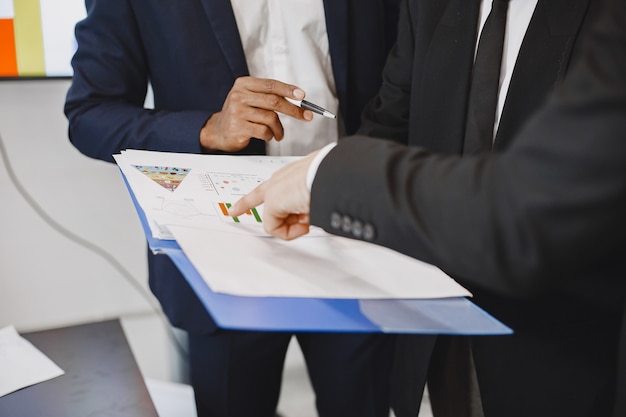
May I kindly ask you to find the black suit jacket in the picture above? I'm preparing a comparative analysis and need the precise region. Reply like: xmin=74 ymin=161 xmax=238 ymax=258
xmin=311 ymin=0 xmax=626 ymax=415
xmin=351 ymin=0 xmax=612 ymax=414
xmin=64 ymin=0 xmax=400 ymax=333
xmin=359 ymin=0 xmax=599 ymax=153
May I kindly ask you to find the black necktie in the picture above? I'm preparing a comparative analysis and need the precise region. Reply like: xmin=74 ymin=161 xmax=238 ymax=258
xmin=463 ymin=0 xmax=510 ymax=154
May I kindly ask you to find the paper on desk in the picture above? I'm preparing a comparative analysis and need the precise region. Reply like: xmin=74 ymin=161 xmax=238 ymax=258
xmin=0 ymin=325 xmax=64 ymax=397
xmin=169 ymin=225 xmax=471 ymax=299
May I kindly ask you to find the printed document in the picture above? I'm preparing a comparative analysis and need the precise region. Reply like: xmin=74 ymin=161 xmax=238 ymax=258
xmin=115 ymin=150 xmax=471 ymax=299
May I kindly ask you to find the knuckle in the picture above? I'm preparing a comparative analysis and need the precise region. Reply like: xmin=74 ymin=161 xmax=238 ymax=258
xmin=229 ymin=90 xmax=243 ymax=102
xmin=234 ymin=76 xmax=248 ymax=87
xmin=258 ymin=126 xmax=273 ymax=140
xmin=265 ymin=94 xmax=280 ymax=107
xmin=263 ymin=111 xmax=280 ymax=125
xmin=264 ymin=79 xmax=276 ymax=92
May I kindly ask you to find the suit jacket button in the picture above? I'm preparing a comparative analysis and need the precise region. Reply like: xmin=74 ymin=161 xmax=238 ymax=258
xmin=330 ymin=212 xmax=342 ymax=230
xmin=351 ymin=220 xmax=364 ymax=239
xmin=341 ymin=215 xmax=352 ymax=233
xmin=363 ymin=223 xmax=376 ymax=241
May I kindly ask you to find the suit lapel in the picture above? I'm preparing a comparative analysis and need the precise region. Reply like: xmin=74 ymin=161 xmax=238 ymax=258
xmin=322 ymin=0 xmax=349 ymax=106
xmin=199 ymin=0 xmax=351 ymax=105
xmin=413 ymin=0 xmax=481 ymax=154
xmin=199 ymin=0 xmax=249 ymax=78
xmin=494 ymin=0 xmax=592 ymax=150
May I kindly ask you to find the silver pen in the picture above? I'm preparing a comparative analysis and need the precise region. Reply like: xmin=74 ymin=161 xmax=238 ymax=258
xmin=286 ymin=98 xmax=336 ymax=119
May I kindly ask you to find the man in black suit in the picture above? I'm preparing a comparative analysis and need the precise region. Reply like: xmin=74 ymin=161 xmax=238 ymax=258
xmin=230 ymin=0 xmax=626 ymax=415
xmin=64 ymin=1 xmax=400 ymax=416
xmin=356 ymin=0 xmax=605 ymax=415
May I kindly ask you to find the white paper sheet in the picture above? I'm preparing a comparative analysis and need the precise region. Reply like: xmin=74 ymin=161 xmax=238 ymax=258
xmin=169 ymin=225 xmax=471 ymax=299
xmin=116 ymin=150 xmax=471 ymax=299
xmin=0 ymin=325 xmax=64 ymax=397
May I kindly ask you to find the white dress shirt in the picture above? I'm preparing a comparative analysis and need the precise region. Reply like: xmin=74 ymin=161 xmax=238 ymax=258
xmin=230 ymin=0 xmax=340 ymax=157
xmin=307 ymin=0 xmax=539 ymax=189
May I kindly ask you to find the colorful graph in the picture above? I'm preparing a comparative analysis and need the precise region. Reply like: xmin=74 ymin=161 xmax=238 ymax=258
xmin=216 ymin=202 xmax=263 ymax=224
xmin=0 ymin=0 xmax=85 ymax=77
xmin=134 ymin=165 xmax=191 ymax=192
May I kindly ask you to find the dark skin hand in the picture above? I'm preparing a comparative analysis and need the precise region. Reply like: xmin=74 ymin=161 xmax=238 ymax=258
xmin=200 ymin=76 xmax=314 ymax=152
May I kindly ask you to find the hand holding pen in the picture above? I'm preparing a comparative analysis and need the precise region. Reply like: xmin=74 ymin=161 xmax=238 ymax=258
xmin=199 ymin=76 xmax=334 ymax=153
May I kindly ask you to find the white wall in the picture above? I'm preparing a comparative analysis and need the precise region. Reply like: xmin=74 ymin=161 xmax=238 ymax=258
xmin=0 ymin=80 xmax=321 ymax=416
xmin=0 ymin=79 xmax=184 ymax=382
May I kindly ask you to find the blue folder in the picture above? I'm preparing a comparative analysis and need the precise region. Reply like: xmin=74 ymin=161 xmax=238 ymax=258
xmin=121 ymin=170 xmax=511 ymax=335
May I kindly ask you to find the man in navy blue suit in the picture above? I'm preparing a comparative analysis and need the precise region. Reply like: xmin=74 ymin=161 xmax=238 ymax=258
xmin=64 ymin=1 xmax=400 ymax=416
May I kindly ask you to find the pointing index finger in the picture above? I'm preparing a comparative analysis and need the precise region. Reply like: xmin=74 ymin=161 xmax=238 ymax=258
xmin=229 ymin=183 xmax=266 ymax=218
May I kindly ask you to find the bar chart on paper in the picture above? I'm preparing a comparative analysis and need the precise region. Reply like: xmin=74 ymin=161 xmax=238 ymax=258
xmin=0 ymin=0 xmax=86 ymax=77
xmin=216 ymin=202 xmax=263 ymax=224
xmin=211 ymin=173 xmax=265 ymax=224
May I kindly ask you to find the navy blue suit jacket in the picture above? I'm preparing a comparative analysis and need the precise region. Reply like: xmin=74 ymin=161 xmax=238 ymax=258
xmin=65 ymin=0 xmax=400 ymax=333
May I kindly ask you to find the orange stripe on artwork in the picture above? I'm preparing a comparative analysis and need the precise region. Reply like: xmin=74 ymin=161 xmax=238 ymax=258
xmin=218 ymin=203 xmax=230 ymax=216
xmin=0 ymin=19 xmax=18 ymax=77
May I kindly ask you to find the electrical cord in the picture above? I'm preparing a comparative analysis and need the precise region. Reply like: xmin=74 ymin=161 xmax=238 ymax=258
xmin=0 ymin=131 xmax=188 ymax=364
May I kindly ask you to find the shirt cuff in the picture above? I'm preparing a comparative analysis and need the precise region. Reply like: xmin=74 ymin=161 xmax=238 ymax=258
xmin=306 ymin=142 xmax=337 ymax=191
